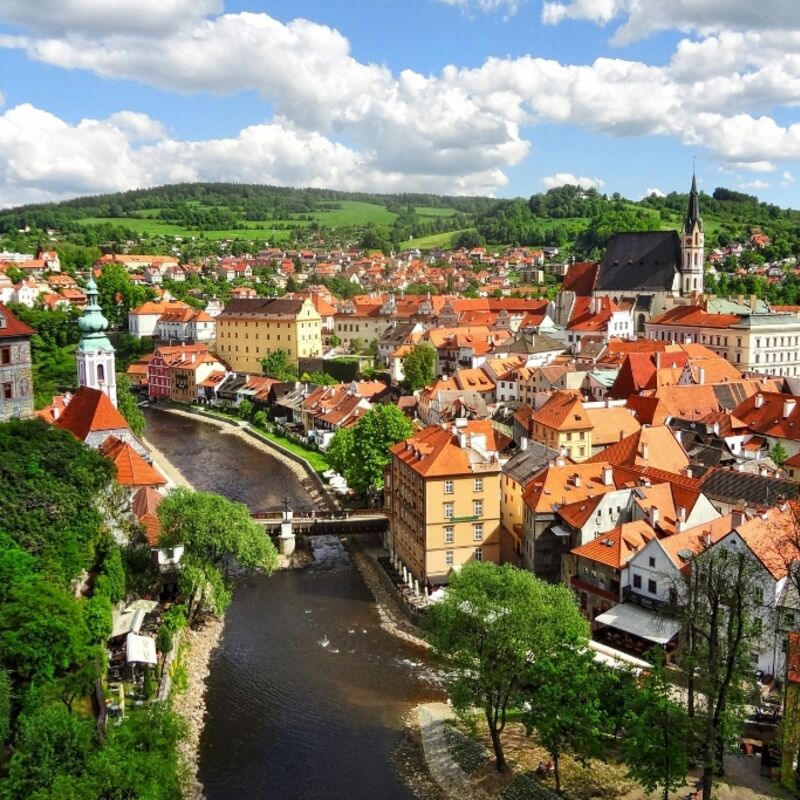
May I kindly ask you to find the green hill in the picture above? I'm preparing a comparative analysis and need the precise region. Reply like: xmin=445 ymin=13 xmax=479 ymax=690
xmin=0 ymin=182 xmax=797 ymax=261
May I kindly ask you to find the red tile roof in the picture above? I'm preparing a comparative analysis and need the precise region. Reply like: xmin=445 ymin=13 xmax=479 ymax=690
xmin=571 ymin=520 xmax=655 ymax=569
xmin=99 ymin=436 xmax=166 ymax=487
xmin=0 ymin=303 xmax=35 ymax=338
xmin=53 ymin=387 xmax=130 ymax=440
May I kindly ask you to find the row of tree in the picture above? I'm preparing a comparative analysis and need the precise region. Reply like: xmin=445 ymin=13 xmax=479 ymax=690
xmin=428 ymin=548 xmax=779 ymax=800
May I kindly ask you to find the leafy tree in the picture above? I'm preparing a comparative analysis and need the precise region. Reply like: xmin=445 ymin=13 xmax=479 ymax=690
xmin=0 ymin=669 xmax=11 ymax=747
xmin=253 ymin=410 xmax=269 ymax=429
xmin=115 ymin=372 xmax=145 ymax=437
xmin=328 ymin=333 xmax=341 ymax=347
xmin=426 ymin=562 xmax=589 ymax=772
xmin=326 ymin=404 xmax=412 ymax=495
xmin=522 ymin=647 xmax=605 ymax=793
xmin=325 ymin=426 xmax=355 ymax=479
xmin=261 ymin=349 xmax=297 ymax=382
xmin=82 ymin=594 xmax=113 ymax=644
xmin=624 ymin=656 xmax=692 ymax=800
xmin=677 ymin=544 xmax=764 ymax=800
xmin=157 ymin=488 xmax=279 ymax=621
xmin=401 ymin=342 xmax=437 ymax=391
xmin=96 ymin=262 xmax=153 ymax=328
xmin=300 ymin=371 xmax=337 ymax=386
xmin=94 ymin=539 xmax=126 ymax=604
xmin=0 ymin=575 xmax=94 ymax=683
xmin=238 ymin=398 xmax=253 ymax=420
xmin=5 ymin=703 xmax=94 ymax=798
xmin=156 ymin=625 xmax=173 ymax=658
xmin=771 ymin=441 xmax=789 ymax=467
xmin=0 ymin=419 xmax=114 ymax=584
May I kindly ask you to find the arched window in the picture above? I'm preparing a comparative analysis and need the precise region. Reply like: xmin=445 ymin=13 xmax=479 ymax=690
xmin=97 ymin=363 xmax=105 ymax=383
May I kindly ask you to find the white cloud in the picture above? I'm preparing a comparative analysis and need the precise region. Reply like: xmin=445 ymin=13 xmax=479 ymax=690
xmin=542 ymin=172 xmax=604 ymax=190
xmin=0 ymin=0 xmax=220 ymax=35
xmin=644 ymin=187 xmax=665 ymax=197
xmin=541 ymin=0 xmax=800 ymax=44
xmin=0 ymin=6 xmax=798 ymax=201
xmin=437 ymin=0 xmax=525 ymax=14
xmin=782 ymin=171 xmax=796 ymax=188
xmin=0 ymin=104 xmax=513 ymax=208
xmin=105 ymin=111 xmax=166 ymax=142
xmin=740 ymin=179 xmax=770 ymax=191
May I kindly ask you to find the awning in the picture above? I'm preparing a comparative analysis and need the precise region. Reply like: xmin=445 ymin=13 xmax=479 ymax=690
xmin=594 ymin=603 xmax=681 ymax=645
xmin=111 ymin=608 xmax=144 ymax=640
xmin=126 ymin=633 xmax=158 ymax=665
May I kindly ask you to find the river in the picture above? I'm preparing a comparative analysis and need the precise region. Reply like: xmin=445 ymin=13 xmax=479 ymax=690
xmin=143 ymin=408 xmax=439 ymax=800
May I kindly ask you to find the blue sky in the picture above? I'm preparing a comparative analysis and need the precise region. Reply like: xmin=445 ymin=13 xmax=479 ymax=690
xmin=0 ymin=0 xmax=797 ymax=207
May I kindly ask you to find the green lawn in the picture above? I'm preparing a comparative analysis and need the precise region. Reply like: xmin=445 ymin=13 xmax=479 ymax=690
xmin=309 ymin=200 xmax=397 ymax=226
xmin=254 ymin=428 xmax=330 ymax=473
xmin=403 ymin=229 xmax=471 ymax=250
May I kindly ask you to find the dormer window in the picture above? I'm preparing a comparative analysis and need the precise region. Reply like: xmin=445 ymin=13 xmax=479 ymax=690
xmin=0 ymin=313 xmax=6 ymax=329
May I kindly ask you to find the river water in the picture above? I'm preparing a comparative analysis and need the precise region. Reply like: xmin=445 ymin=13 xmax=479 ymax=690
xmin=143 ymin=408 xmax=439 ymax=800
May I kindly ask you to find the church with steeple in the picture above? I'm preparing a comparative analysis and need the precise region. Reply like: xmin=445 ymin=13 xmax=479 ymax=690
xmin=680 ymin=171 xmax=704 ymax=296
xmin=556 ymin=171 xmax=706 ymax=334
xmin=76 ymin=276 xmax=117 ymax=407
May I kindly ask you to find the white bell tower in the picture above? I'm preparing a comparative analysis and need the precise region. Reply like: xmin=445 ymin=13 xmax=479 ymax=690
xmin=680 ymin=170 xmax=704 ymax=296
xmin=77 ymin=276 xmax=117 ymax=406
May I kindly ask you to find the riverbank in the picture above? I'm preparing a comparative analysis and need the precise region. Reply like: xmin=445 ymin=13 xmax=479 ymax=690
xmin=172 ymin=615 xmax=225 ymax=800
xmin=346 ymin=536 xmax=429 ymax=650
xmin=153 ymin=406 xmax=333 ymax=513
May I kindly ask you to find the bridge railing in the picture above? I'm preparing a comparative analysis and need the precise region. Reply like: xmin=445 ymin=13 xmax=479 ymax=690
xmin=251 ymin=508 xmax=385 ymax=522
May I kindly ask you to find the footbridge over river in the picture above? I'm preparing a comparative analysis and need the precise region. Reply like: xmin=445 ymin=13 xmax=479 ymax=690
xmin=252 ymin=508 xmax=389 ymax=537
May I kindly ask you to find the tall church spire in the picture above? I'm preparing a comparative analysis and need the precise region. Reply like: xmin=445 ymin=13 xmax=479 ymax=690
xmin=77 ymin=276 xmax=117 ymax=406
xmin=680 ymin=169 xmax=704 ymax=296
xmin=685 ymin=169 xmax=702 ymax=233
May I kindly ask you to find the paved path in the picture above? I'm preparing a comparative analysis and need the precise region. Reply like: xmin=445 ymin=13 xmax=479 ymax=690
xmin=620 ymin=754 xmax=787 ymax=800
xmin=417 ymin=703 xmax=491 ymax=800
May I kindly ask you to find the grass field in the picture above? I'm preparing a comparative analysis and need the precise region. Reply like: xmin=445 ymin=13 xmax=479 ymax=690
xmin=309 ymin=200 xmax=397 ymax=226
xmin=403 ymin=229 xmax=471 ymax=250
xmin=77 ymin=216 xmax=298 ymax=241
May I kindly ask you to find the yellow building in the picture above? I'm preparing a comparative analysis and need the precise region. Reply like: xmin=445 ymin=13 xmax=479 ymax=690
xmin=529 ymin=390 xmax=593 ymax=462
xmin=216 ymin=298 xmax=322 ymax=374
xmin=387 ymin=419 xmax=502 ymax=586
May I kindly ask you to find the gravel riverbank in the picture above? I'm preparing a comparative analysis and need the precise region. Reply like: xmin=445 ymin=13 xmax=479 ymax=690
xmin=172 ymin=615 xmax=225 ymax=800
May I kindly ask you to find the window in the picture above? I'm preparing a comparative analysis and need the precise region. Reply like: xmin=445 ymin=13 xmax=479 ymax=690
xmin=753 ymin=617 xmax=763 ymax=635
xmin=444 ymin=480 xmax=454 ymax=495
xmin=473 ymin=523 xmax=483 ymax=541
xmin=0 ymin=347 xmax=9 ymax=365
xmin=474 ymin=547 xmax=483 ymax=562
xmin=648 ymin=556 xmax=655 ymax=567
xmin=444 ymin=526 xmax=454 ymax=544
xmin=633 ymin=574 xmax=642 ymax=589
xmin=474 ymin=477 xmax=483 ymax=492
xmin=754 ymin=586 xmax=763 ymax=604
xmin=473 ymin=500 xmax=483 ymax=516
xmin=648 ymin=579 xmax=657 ymax=594
xmin=444 ymin=503 xmax=454 ymax=519
xmin=445 ymin=550 xmax=454 ymax=566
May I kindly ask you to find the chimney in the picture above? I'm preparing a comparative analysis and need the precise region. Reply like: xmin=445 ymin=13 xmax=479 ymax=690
xmin=602 ymin=465 xmax=613 ymax=486
xmin=750 ymin=294 xmax=758 ymax=312
xmin=520 ymin=436 xmax=529 ymax=451
xmin=697 ymin=366 xmax=705 ymax=385
xmin=755 ymin=393 xmax=764 ymax=409
xmin=556 ymin=451 xmax=566 ymax=467
xmin=702 ymin=531 xmax=712 ymax=547
xmin=737 ymin=294 xmax=744 ymax=306
xmin=677 ymin=506 xmax=687 ymax=523
xmin=732 ymin=500 xmax=746 ymax=528
xmin=52 ymin=406 xmax=59 ymax=420
xmin=641 ymin=441 xmax=649 ymax=460
xmin=649 ymin=505 xmax=659 ymax=527
xmin=759 ymin=465 xmax=769 ymax=477
xmin=784 ymin=398 xmax=797 ymax=419
xmin=573 ymin=473 xmax=582 ymax=488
